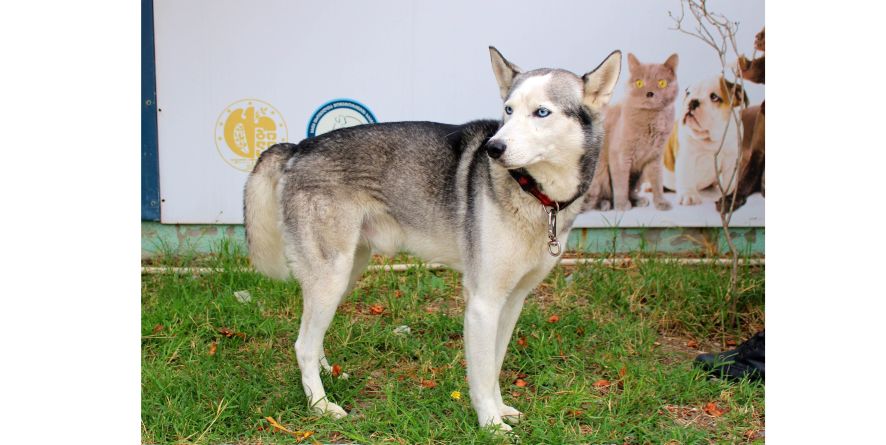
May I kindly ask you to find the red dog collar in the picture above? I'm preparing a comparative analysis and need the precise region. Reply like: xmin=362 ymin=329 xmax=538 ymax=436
xmin=508 ymin=169 xmax=583 ymax=256
xmin=508 ymin=169 xmax=581 ymax=210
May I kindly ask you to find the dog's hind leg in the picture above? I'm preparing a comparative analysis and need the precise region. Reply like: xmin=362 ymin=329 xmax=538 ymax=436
xmin=318 ymin=244 xmax=371 ymax=381
xmin=285 ymin=195 xmax=365 ymax=419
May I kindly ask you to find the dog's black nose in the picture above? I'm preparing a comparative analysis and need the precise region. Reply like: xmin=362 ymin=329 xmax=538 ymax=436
xmin=485 ymin=139 xmax=507 ymax=159
xmin=646 ymin=91 xmax=654 ymax=98
xmin=688 ymin=99 xmax=700 ymax=111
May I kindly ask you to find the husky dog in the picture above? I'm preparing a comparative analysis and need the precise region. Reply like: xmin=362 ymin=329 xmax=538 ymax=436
xmin=662 ymin=76 xmax=747 ymax=205
xmin=243 ymin=47 xmax=621 ymax=431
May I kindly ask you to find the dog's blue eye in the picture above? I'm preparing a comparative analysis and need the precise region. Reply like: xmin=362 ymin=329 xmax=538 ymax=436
xmin=504 ymin=105 xmax=513 ymax=115
xmin=535 ymin=107 xmax=551 ymax=118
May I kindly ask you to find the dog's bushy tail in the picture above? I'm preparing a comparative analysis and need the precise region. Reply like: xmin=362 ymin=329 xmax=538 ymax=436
xmin=244 ymin=144 xmax=295 ymax=280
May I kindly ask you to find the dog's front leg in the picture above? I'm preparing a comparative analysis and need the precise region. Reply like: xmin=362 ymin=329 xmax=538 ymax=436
xmin=464 ymin=288 xmax=511 ymax=432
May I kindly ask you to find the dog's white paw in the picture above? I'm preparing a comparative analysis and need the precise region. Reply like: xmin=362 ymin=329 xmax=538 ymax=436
xmin=633 ymin=196 xmax=650 ymax=207
xmin=500 ymin=405 xmax=523 ymax=424
xmin=599 ymin=199 xmax=612 ymax=211
xmin=483 ymin=419 xmax=513 ymax=433
xmin=312 ymin=400 xmax=348 ymax=419
xmin=677 ymin=192 xmax=702 ymax=206
xmin=478 ymin=408 xmax=513 ymax=433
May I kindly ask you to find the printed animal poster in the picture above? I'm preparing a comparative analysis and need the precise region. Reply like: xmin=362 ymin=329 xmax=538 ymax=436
xmin=152 ymin=0 xmax=763 ymax=227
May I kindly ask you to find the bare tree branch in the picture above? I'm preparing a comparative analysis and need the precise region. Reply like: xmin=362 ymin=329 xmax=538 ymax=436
xmin=669 ymin=0 xmax=754 ymax=333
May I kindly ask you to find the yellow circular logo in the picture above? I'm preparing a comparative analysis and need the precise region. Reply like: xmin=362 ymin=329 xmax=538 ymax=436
xmin=215 ymin=99 xmax=288 ymax=172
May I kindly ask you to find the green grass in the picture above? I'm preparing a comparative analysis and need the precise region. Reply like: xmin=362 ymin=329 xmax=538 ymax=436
xmin=142 ymin=244 xmax=764 ymax=444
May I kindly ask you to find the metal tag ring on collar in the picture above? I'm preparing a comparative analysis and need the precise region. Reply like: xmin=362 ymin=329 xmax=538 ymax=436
xmin=548 ymin=239 xmax=562 ymax=256
xmin=544 ymin=204 xmax=561 ymax=257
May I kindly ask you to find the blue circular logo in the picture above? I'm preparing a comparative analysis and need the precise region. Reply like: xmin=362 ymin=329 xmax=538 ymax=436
xmin=306 ymin=98 xmax=377 ymax=138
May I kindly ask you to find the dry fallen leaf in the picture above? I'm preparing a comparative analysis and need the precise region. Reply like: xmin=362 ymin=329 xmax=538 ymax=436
xmin=592 ymin=379 xmax=611 ymax=388
xmin=152 ymin=324 xmax=164 ymax=334
xmin=517 ymin=336 xmax=528 ymax=347
xmin=548 ymin=314 xmax=560 ymax=323
xmin=703 ymin=402 xmax=725 ymax=417
xmin=369 ymin=305 xmax=385 ymax=315
xmin=617 ymin=367 xmax=627 ymax=389
xmin=218 ymin=327 xmax=246 ymax=339
xmin=208 ymin=342 xmax=218 ymax=356
xmin=265 ymin=416 xmax=290 ymax=432
xmin=264 ymin=416 xmax=314 ymax=442
xmin=420 ymin=379 xmax=437 ymax=389
xmin=331 ymin=363 xmax=342 ymax=378
xmin=686 ymin=339 xmax=699 ymax=349
xmin=514 ymin=379 xmax=528 ymax=387
xmin=726 ymin=339 xmax=738 ymax=347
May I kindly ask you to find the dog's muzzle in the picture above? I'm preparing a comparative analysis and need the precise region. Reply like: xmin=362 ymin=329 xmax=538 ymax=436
xmin=485 ymin=139 xmax=507 ymax=159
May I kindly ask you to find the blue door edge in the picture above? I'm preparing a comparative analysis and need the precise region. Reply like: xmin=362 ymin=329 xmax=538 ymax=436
xmin=141 ymin=0 xmax=160 ymax=221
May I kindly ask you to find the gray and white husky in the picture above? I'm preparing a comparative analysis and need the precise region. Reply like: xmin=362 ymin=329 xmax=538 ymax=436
xmin=244 ymin=47 xmax=621 ymax=431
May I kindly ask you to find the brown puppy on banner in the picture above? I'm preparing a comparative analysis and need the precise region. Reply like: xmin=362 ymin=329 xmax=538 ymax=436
xmin=717 ymin=27 xmax=765 ymax=212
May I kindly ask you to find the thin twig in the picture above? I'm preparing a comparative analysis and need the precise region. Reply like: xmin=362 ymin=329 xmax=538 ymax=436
xmin=669 ymin=0 xmax=753 ymax=331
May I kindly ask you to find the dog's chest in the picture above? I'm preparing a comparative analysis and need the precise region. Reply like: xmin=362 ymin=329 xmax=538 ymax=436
xmin=481 ymin=197 xmax=575 ymax=265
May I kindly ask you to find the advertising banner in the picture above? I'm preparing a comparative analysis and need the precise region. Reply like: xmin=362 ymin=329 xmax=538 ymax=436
xmin=154 ymin=0 xmax=764 ymax=227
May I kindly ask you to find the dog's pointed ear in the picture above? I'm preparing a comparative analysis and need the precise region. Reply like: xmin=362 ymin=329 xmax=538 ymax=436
xmin=664 ymin=53 xmax=679 ymax=73
xmin=721 ymin=77 xmax=750 ymax=108
xmin=582 ymin=50 xmax=622 ymax=109
xmin=489 ymin=46 xmax=522 ymax=100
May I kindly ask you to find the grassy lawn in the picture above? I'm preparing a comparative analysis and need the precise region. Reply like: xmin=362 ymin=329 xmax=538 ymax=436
xmin=142 ymin=245 xmax=764 ymax=444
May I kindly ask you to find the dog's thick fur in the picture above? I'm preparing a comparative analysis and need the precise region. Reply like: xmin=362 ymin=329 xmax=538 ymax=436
xmin=243 ymin=47 xmax=621 ymax=431
xmin=662 ymin=76 xmax=747 ymax=205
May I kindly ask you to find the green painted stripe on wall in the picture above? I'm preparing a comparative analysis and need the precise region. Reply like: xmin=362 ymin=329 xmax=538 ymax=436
xmin=142 ymin=222 xmax=763 ymax=258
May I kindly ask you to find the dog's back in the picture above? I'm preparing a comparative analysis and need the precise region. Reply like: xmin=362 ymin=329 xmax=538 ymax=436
xmin=243 ymin=120 xmax=498 ymax=278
